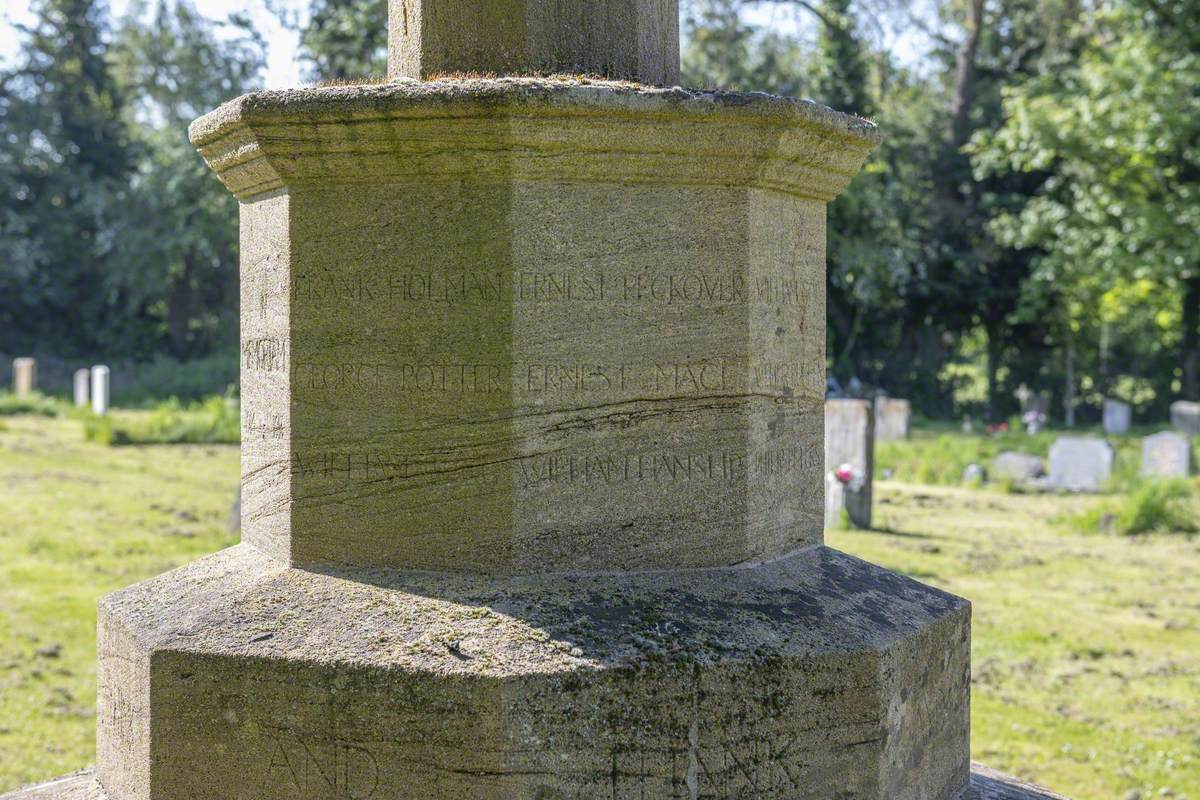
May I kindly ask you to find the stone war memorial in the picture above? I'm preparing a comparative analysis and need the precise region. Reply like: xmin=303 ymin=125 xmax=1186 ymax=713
xmin=7 ymin=3 xmax=1066 ymax=799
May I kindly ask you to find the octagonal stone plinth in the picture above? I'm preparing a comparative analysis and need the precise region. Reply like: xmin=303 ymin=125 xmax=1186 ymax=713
xmin=96 ymin=544 xmax=969 ymax=800
xmin=190 ymin=79 xmax=880 ymax=575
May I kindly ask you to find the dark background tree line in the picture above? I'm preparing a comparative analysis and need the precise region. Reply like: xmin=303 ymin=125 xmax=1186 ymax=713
xmin=2 ymin=0 xmax=1196 ymax=420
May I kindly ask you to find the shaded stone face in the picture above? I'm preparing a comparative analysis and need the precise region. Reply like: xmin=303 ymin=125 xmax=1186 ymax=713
xmin=388 ymin=0 xmax=680 ymax=84
xmin=1047 ymin=436 xmax=1113 ymax=492
xmin=195 ymin=81 xmax=878 ymax=574
xmin=1142 ymin=431 xmax=1190 ymax=477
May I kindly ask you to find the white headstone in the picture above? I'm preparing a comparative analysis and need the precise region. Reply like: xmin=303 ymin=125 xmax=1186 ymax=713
xmin=825 ymin=399 xmax=874 ymax=529
xmin=875 ymin=398 xmax=911 ymax=441
xmin=1047 ymin=437 xmax=1113 ymax=492
xmin=1170 ymin=401 xmax=1200 ymax=435
xmin=1142 ymin=431 xmax=1190 ymax=478
xmin=91 ymin=365 xmax=110 ymax=415
xmin=73 ymin=368 xmax=90 ymax=407
xmin=12 ymin=357 xmax=36 ymax=397
xmin=1102 ymin=398 xmax=1131 ymax=435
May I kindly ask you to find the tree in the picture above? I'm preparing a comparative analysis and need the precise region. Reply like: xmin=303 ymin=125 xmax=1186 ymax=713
xmin=972 ymin=3 xmax=1200 ymax=406
xmin=682 ymin=0 xmax=807 ymax=95
xmin=285 ymin=0 xmax=387 ymax=82
xmin=111 ymin=0 xmax=265 ymax=360
xmin=0 ymin=0 xmax=135 ymax=357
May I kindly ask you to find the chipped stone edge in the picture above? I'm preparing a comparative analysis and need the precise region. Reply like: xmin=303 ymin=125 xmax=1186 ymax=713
xmin=189 ymin=77 xmax=881 ymax=148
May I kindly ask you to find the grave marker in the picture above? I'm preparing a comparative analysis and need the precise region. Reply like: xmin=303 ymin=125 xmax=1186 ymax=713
xmin=1170 ymin=400 xmax=1200 ymax=435
xmin=1047 ymin=436 xmax=1113 ymax=492
xmin=12 ymin=357 xmax=36 ymax=397
xmin=1142 ymin=431 xmax=1190 ymax=478
xmin=825 ymin=398 xmax=874 ymax=529
xmin=1103 ymin=398 xmax=1131 ymax=435
xmin=90 ymin=366 xmax=109 ymax=416
xmin=73 ymin=369 xmax=90 ymax=408
xmin=875 ymin=396 xmax=911 ymax=441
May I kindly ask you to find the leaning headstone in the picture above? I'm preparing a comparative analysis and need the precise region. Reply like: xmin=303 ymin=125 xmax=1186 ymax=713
xmin=1142 ymin=431 xmax=1190 ymax=477
xmin=1103 ymin=398 xmax=1131 ymax=435
xmin=79 ymin=8 xmax=973 ymax=800
xmin=12 ymin=357 xmax=36 ymax=397
xmin=875 ymin=396 xmax=911 ymax=441
xmin=992 ymin=451 xmax=1044 ymax=483
xmin=90 ymin=365 xmax=109 ymax=415
xmin=825 ymin=398 xmax=874 ymax=529
xmin=1170 ymin=400 xmax=1200 ymax=435
xmin=73 ymin=368 xmax=90 ymax=408
xmin=1047 ymin=436 xmax=1114 ymax=492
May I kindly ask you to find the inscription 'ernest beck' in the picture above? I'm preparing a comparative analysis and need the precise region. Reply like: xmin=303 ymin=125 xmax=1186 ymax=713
xmin=292 ymin=269 xmax=809 ymax=307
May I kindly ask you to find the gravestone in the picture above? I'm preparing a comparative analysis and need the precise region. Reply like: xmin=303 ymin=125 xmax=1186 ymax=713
xmin=875 ymin=396 xmax=911 ymax=441
xmin=992 ymin=451 xmax=1044 ymax=483
xmin=1170 ymin=400 xmax=1200 ymax=435
xmin=43 ymin=6 xmax=977 ymax=800
xmin=12 ymin=357 xmax=36 ymax=397
xmin=1102 ymin=398 xmax=1131 ymax=435
xmin=1142 ymin=431 xmax=1190 ymax=478
xmin=1047 ymin=436 xmax=1113 ymax=492
xmin=73 ymin=369 xmax=90 ymax=408
xmin=90 ymin=366 xmax=109 ymax=415
xmin=825 ymin=399 xmax=874 ymax=529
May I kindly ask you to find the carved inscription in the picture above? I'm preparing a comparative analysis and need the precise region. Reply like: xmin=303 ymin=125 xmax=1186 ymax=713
xmin=291 ymin=269 xmax=809 ymax=308
xmin=266 ymin=729 xmax=379 ymax=799
xmin=243 ymin=337 xmax=289 ymax=371
xmin=290 ymin=442 xmax=818 ymax=486
xmin=292 ymin=360 xmax=818 ymax=398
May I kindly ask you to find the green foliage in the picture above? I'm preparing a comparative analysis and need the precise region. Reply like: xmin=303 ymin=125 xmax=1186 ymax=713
xmin=0 ymin=392 xmax=66 ymax=418
xmin=1072 ymin=479 xmax=1199 ymax=536
xmin=284 ymin=0 xmax=387 ymax=81
xmin=83 ymin=394 xmax=239 ymax=445
xmin=118 ymin=350 xmax=238 ymax=405
xmin=681 ymin=0 xmax=807 ymax=95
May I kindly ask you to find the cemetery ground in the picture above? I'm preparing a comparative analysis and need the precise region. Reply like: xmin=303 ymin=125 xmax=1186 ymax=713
xmin=0 ymin=412 xmax=1197 ymax=798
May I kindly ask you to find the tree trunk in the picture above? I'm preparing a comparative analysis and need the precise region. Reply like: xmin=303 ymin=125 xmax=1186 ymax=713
xmin=1183 ymin=274 xmax=1200 ymax=401
xmin=1064 ymin=337 xmax=1076 ymax=427
xmin=985 ymin=320 xmax=1001 ymax=422
xmin=950 ymin=0 xmax=984 ymax=147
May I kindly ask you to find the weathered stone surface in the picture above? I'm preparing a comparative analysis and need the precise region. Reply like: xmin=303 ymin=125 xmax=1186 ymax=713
xmin=12 ymin=357 xmax=36 ymax=397
xmin=1142 ymin=431 xmax=1190 ymax=477
xmin=1102 ymin=398 xmax=1131 ymax=435
xmin=991 ymin=452 xmax=1043 ymax=483
xmin=387 ymin=0 xmax=680 ymax=84
xmin=4 ymin=763 xmax=1072 ymax=800
xmin=190 ymin=79 xmax=878 ymax=575
xmin=90 ymin=366 xmax=109 ymax=416
xmin=1046 ymin=437 xmax=1113 ymax=492
xmin=825 ymin=399 xmax=874 ymax=529
xmin=92 ymin=543 xmax=970 ymax=800
xmin=73 ymin=369 xmax=90 ymax=408
xmin=1170 ymin=400 xmax=1200 ymax=435
xmin=875 ymin=397 xmax=910 ymax=441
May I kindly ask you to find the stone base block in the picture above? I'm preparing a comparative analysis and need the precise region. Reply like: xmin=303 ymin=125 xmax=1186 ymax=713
xmin=3 ymin=766 xmax=1072 ymax=800
xmin=94 ymin=544 xmax=970 ymax=799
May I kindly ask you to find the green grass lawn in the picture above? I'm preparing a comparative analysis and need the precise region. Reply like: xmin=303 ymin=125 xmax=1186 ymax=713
xmin=0 ymin=414 xmax=1197 ymax=797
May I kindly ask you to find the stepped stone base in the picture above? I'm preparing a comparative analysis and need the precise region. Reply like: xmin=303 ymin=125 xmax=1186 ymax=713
xmin=88 ymin=544 xmax=971 ymax=799
xmin=1 ymin=764 xmax=1070 ymax=799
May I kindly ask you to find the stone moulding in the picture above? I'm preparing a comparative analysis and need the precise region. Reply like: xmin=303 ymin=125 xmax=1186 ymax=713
xmin=189 ymin=77 xmax=881 ymax=203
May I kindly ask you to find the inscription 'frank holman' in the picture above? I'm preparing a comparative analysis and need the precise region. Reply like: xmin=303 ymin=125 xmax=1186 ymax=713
xmin=291 ymin=268 xmax=811 ymax=308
